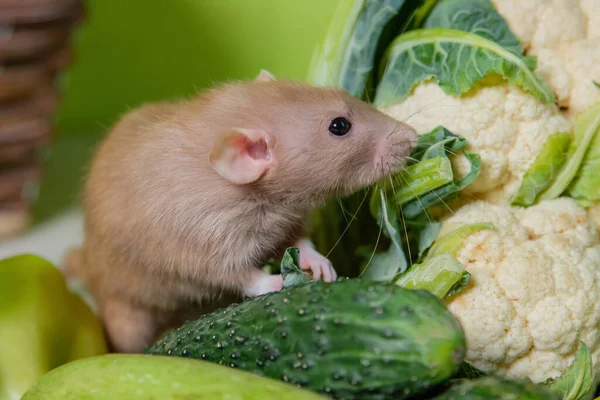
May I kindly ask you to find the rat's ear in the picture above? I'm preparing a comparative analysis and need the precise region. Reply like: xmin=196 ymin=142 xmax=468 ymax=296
xmin=256 ymin=69 xmax=275 ymax=82
xmin=209 ymin=128 xmax=274 ymax=185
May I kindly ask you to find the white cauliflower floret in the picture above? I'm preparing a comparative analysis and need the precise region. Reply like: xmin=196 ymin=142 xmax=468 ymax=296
xmin=381 ymin=82 xmax=570 ymax=204
xmin=492 ymin=0 xmax=600 ymax=115
xmin=562 ymin=38 xmax=600 ymax=116
xmin=442 ymin=197 xmax=600 ymax=383
xmin=532 ymin=38 xmax=600 ymax=117
xmin=491 ymin=0 xmax=587 ymax=51
xmin=581 ymin=0 xmax=600 ymax=39
xmin=586 ymin=202 xmax=600 ymax=237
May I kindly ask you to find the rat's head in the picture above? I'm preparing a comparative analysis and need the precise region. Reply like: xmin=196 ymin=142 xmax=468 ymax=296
xmin=208 ymin=70 xmax=417 ymax=206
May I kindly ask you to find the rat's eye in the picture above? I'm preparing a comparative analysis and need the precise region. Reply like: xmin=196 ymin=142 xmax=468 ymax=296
xmin=328 ymin=117 xmax=352 ymax=137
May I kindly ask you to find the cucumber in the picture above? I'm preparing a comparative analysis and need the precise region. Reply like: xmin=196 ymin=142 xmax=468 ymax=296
xmin=429 ymin=377 xmax=562 ymax=400
xmin=21 ymin=354 xmax=326 ymax=399
xmin=145 ymin=278 xmax=466 ymax=400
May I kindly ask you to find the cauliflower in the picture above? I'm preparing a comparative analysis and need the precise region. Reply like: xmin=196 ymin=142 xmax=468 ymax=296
xmin=441 ymin=197 xmax=600 ymax=383
xmin=587 ymin=203 xmax=600 ymax=237
xmin=534 ymin=38 xmax=600 ymax=118
xmin=380 ymin=82 xmax=570 ymax=204
xmin=490 ymin=0 xmax=590 ymax=51
xmin=492 ymin=0 xmax=600 ymax=116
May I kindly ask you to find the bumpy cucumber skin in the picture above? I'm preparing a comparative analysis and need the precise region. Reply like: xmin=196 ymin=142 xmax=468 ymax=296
xmin=145 ymin=279 xmax=466 ymax=400
xmin=430 ymin=377 xmax=562 ymax=400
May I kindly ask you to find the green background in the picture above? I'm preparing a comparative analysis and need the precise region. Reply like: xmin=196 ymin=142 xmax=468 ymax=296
xmin=33 ymin=0 xmax=342 ymax=223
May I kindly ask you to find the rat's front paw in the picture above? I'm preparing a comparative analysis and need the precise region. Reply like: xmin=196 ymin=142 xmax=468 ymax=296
xmin=244 ymin=273 xmax=283 ymax=297
xmin=299 ymin=247 xmax=338 ymax=282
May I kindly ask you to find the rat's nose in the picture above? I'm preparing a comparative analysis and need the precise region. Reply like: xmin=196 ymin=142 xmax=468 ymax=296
xmin=372 ymin=121 xmax=417 ymax=176
xmin=389 ymin=122 xmax=418 ymax=156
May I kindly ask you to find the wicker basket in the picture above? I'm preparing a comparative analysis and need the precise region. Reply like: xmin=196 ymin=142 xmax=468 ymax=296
xmin=0 ymin=0 xmax=84 ymax=238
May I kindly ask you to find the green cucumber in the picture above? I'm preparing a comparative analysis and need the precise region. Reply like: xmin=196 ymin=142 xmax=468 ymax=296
xmin=430 ymin=377 xmax=561 ymax=400
xmin=21 ymin=354 xmax=326 ymax=399
xmin=146 ymin=279 xmax=466 ymax=400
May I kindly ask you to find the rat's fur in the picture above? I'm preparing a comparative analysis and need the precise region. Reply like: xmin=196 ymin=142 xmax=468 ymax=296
xmin=65 ymin=78 xmax=417 ymax=353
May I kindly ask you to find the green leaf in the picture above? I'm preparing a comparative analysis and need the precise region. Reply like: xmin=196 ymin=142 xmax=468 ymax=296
xmin=394 ymin=252 xmax=470 ymax=298
xmin=369 ymin=190 xmax=409 ymax=272
xmin=543 ymin=342 xmax=594 ymax=400
xmin=418 ymin=221 xmax=441 ymax=260
xmin=411 ymin=126 xmax=468 ymax=161
xmin=394 ymin=157 xmax=455 ymax=204
xmin=280 ymin=248 xmax=310 ymax=288
xmin=396 ymin=126 xmax=480 ymax=218
xmin=425 ymin=222 xmax=494 ymax=260
xmin=593 ymin=81 xmax=600 ymax=89
xmin=512 ymin=131 xmax=571 ymax=206
xmin=361 ymin=188 xmax=411 ymax=281
xmin=402 ymin=151 xmax=481 ymax=218
xmin=374 ymin=28 xmax=555 ymax=107
xmin=404 ymin=0 xmax=440 ymax=30
xmin=360 ymin=242 xmax=408 ymax=281
xmin=456 ymin=361 xmax=488 ymax=379
xmin=456 ymin=362 xmax=489 ymax=379
xmin=568 ymin=103 xmax=600 ymax=203
xmin=424 ymin=0 xmax=523 ymax=54
xmin=541 ymin=103 xmax=600 ymax=201
xmin=307 ymin=0 xmax=421 ymax=99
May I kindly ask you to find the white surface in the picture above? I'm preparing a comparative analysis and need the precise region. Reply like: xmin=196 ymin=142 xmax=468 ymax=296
xmin=0 ymin=208 xmax=84 ymax=266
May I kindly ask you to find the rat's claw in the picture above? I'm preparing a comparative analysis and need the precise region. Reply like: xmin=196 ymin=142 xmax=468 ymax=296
xmin=329 ymin=264 xmax=338 ymax=281
xmin=311 ymin=263 xmax=322 ymax=281
xmin=299 ymin=247 xmax=337 ymax=283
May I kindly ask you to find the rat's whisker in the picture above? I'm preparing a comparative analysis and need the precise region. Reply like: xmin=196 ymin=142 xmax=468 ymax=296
xmin=392 ymin=138 xmax=419 ymax=144
xmin=361 ymin=202 xmax=383 ymax=276
xmin=396 ymin=170 xmax=432 ymax=224
xmin=326 ymin=185 xmax=370 ymax=259
xmin=462 ymin=190 xmax=482 ymax=202
xmin=387 ymin=163 xmax=412 ymax=267
xmin=363 ymin=82 xmax=373 ymax=104
xmin=443 ymin=149 xmax=465 ymax=159
xmin=400 ymin=104 xmax=463 ymax=126
xmin=391 ymin=142 xmax=417 ymax=149
xmin=391 ymin=154 xmax=409 ymax=163
xmin=336 ymin=196 xmax=352 ymax=225
xmin=361 ymin=158 xmax=389 ymax=275
xmin=388 ymin=99 xmax=457 ymax=135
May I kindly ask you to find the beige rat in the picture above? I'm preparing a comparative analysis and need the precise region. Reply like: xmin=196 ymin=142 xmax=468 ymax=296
xmin=65 ymin=70 xmax=417 ymax=353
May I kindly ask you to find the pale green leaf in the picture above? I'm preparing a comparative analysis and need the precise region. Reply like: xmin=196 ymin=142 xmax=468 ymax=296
xmin=374 ymin=28 xmax=555 ymax=107
xmin=418 ymin=221 xmax=441 ymax=260
xmin=512 ymin=131 xmax=571 ymax=207
xmin=543 ymin=342 xmax=594 ymax=400
xmin=281 ymin=248 xmax=310 ymax=288
xmin=360 ymin=242 xmax=407 ymax=281
xmin=404 ymin=0 xmax=439 ymax=30
xmin=425 ymin=222 xmax=494 ymax=260
xmin=393 ymin=157 xmax=455 ymax=205
xmin=424 ymin=0 xmax=523 ymax=54
xmin=402 ymin=151 xmax=481 ymax=218
xmin=541 ymin=102 xmax=600 ymax=201
xmin=568 ymin=103 xmax=600 ymax=203
xmin=394 ymin=252 xmax=470 ymax=298
xmin=307 ymin=0 xmax=419 ymax=98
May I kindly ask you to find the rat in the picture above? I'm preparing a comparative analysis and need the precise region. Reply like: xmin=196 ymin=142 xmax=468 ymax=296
xmin=64 ymin=70 xmax=418 ymax=353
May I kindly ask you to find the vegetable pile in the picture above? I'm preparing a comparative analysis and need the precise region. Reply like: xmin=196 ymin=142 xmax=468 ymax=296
xmin=7 ymin=0 xmax=600 ymax=399
xmin=306 ymin=0 xmax=600 ymax=395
